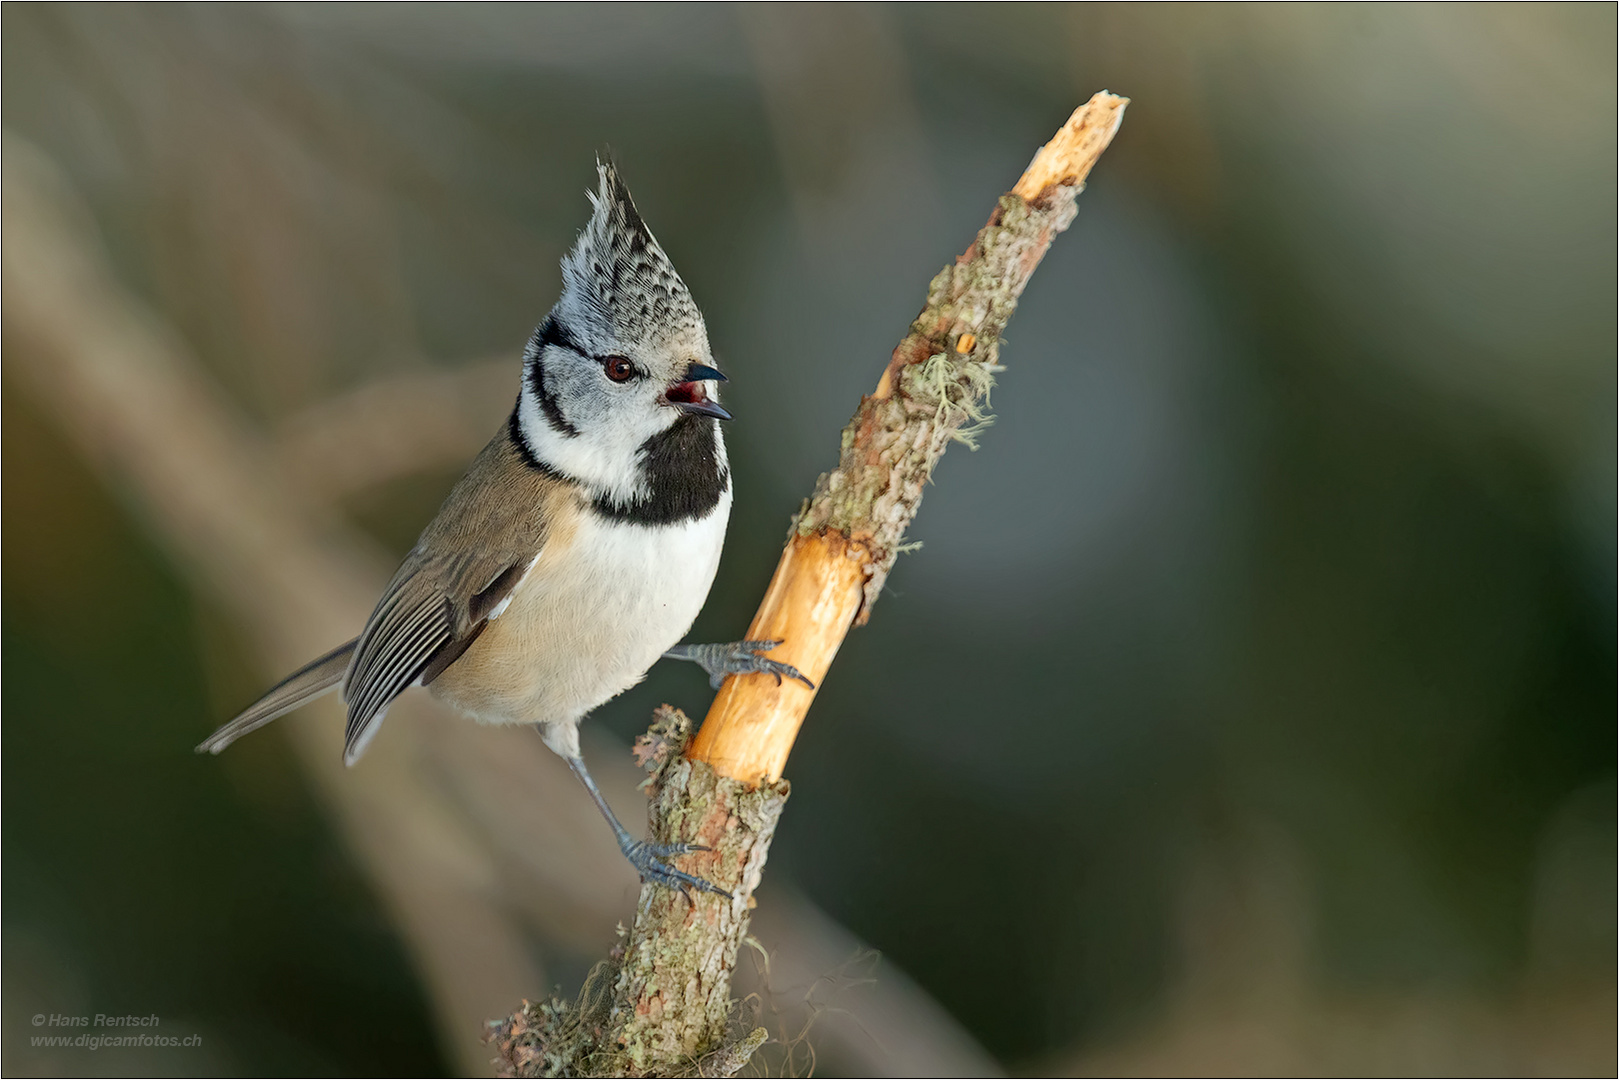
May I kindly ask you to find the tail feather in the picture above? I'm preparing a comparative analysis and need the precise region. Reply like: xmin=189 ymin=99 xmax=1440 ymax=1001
xmin=196 ymin=639 xmax=357 ymax=755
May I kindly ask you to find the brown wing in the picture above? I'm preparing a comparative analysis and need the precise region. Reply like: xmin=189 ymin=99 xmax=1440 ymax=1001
xmin=341 ymin=426 xmax=580 ymax=765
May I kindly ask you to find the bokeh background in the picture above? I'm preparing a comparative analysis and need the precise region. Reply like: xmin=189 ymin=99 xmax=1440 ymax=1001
xmin=3 ymin=5 xmax=1614 ymax=1076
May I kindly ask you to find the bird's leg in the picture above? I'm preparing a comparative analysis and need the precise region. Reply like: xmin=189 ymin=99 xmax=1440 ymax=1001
xmin=662 ymin=640 xmax=815 ymax=691
xmin=562 ymin=748 xmax=731 ymax=899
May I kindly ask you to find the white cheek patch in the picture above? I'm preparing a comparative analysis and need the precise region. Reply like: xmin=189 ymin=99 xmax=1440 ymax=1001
xmin=517 ymin=384 xmax=668 ymax=507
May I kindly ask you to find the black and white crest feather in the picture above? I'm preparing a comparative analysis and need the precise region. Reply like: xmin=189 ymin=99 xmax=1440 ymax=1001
xmin=558 ymin=161 xmax=706 ymax=357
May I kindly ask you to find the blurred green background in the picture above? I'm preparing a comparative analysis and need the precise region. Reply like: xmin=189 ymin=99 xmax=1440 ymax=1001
xmin=3 ymin=5 xmax=1613 ymax=1076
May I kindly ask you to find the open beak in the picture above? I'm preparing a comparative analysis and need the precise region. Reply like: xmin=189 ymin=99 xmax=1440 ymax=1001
xmin=665 ymin=362 xmax=733 ymax=421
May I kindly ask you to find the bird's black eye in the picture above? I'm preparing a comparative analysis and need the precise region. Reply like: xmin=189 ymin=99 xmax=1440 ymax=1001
xmin=603 ymin=356 xmax=636 ymax=383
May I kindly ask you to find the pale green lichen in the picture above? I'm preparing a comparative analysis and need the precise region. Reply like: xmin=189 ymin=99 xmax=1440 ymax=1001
xmin=903 ymin=348 xmax=998 ymax=453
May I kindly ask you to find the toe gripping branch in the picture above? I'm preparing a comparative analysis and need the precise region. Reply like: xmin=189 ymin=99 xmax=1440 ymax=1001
xmin=621 ymin=837 xmax=730 ymax=902
xmin=662 ymin=640 xmax=816 ymax=692
xmin=566 ymin=750 xmax=731 ymax=899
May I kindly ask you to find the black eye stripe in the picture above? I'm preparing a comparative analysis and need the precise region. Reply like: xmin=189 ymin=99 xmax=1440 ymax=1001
xmin=533 ymin=317 xmax=643 ymax=380
xmin=533 ymin=314 xmax=584 ymax=356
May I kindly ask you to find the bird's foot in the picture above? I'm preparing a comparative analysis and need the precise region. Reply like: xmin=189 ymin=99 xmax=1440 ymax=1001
xmin=621 ymin=838 xmax=731 ymax=900
xmin=663 ymin=640 xmax=815 ymax=691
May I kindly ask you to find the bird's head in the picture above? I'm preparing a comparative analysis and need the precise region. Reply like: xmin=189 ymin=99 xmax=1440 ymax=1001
xmin=516 ymin=162 xmax=728 ymax=510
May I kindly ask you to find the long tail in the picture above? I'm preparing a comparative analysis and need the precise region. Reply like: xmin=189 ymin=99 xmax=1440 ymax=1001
xmin=196 ymin=639 xmax=356 ymax=755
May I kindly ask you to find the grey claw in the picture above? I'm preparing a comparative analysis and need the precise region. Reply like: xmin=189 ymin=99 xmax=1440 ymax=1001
xmin=622 ymin=839 xmax=732 ymax=899
xmin=754 ymin=655 xmax=814 ymax=691
xmin=666 ymin=639 xmax=815 ymax=691
xmin=639 ymin=839 xmax=710 ymax=858
xmin=727 ymin=643 xmax=815 ymax=690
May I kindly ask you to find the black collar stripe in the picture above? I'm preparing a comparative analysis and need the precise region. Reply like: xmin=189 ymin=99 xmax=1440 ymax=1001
xmin=506 ymin=407 xmax=727 ymax=526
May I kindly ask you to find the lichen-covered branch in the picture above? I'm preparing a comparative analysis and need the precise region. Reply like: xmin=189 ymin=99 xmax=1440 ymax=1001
xmin=489 ymin=91 xmax=1127 ymax=1078
xmin=490 ymin=708 xmax=780 ymax=1078
xmin=690 ymin=91 xmax=1128 ymax=784
xmin=796 ymin=188 xmax=1082 ymax=618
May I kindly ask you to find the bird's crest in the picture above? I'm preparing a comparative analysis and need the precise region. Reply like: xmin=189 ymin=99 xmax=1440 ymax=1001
xmin=557 ymin=160 xmax=704 ymax=349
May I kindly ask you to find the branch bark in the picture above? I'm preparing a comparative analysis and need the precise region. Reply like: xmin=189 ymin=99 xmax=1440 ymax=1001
xmin=490 ymin=91 xmax=1128 ymax=1077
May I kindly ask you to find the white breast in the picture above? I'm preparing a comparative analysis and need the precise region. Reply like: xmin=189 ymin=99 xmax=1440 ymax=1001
xmin=557 ymin=494 xmax=732 ymax=693
xmin=431 ymin=486 xmax=732 ymax=734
